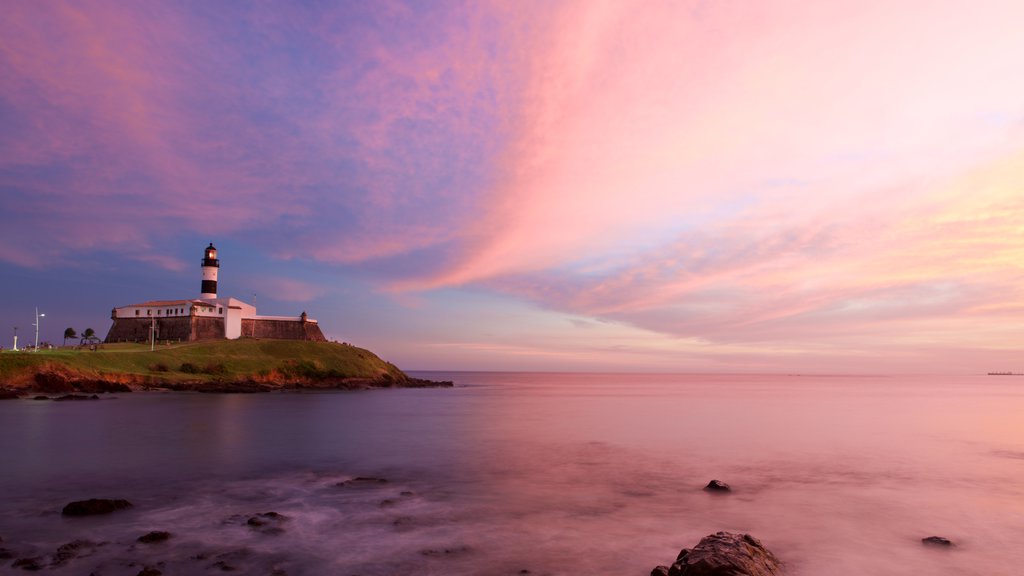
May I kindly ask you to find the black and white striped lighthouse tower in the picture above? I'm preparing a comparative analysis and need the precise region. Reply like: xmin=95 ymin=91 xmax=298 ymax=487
xmin=200 ymin=243 xmax=219 ymax=299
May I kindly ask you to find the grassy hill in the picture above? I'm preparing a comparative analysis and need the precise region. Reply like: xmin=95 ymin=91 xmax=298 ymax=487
xmin=0 ymin=339 xmax=422 ymax=391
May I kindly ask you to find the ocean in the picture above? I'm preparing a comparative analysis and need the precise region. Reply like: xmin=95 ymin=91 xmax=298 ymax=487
xmin=0 ymin=372 xmax=1022 ymax=575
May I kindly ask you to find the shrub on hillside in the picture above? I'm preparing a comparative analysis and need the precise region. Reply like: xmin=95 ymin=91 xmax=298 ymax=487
xmin=278 ymin=359 xmax=345 ymax=380
xmin=179 ymin=362 xmax=200 ymax=374
xmin=203 ymin=363 xmax=226 ymax=375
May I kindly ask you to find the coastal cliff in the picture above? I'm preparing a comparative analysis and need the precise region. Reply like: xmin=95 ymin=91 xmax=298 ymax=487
xmin=0 ymin=340 xmax=449 ymax=394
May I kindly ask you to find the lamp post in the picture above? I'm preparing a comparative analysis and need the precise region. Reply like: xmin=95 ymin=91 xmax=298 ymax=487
xmin=33 ymin=307 xmax=45 ymax=351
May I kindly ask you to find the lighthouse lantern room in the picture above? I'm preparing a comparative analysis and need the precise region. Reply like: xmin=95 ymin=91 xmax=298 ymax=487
xmin=201 ymin=242 xmax=219 ymax=299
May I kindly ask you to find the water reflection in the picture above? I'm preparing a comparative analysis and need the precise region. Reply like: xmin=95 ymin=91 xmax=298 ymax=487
xmin=0 ymin=374 xmax=1022 ymax=575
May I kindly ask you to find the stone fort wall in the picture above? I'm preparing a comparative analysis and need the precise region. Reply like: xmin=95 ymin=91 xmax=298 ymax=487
xmin=104 ymin=317 xmax=325 ymax=342
xmin=241 ymin=318 xmax=327 ymax=341
xmin=104 ymin=317 xmax=226 ymax=343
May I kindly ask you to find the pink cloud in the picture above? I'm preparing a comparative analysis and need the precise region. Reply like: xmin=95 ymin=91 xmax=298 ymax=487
xmin=405 ymin=0 xmax=1024 ymax=290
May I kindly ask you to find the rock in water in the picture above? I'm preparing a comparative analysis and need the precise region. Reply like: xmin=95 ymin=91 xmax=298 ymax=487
xmin=61 ymin=498 xmax=133 ymax=516
xmin=921 ymin=536 xmax=953 ymax=546
xmin=652 ymin=532 xmax=782 ymax=576
xmin=138 ymin=531 xmax=172 ymax=544
xmin=704 ymin=480 xmax=732 ymax=492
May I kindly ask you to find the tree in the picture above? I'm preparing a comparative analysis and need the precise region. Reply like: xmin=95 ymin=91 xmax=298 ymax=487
xmin=63 ymin=327 xmax=77 ymax=347
xmin=83 ymin=328 xmax=95 ymax=340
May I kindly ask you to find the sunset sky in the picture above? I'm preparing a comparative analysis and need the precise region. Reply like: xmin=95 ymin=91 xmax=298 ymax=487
xmin=1 ymin=1 xmax=1022 ymax=373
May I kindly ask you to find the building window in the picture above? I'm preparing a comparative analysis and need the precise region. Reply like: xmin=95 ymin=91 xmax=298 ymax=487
xmin=135 ymin=310 xmax=140 ymax=316
xmin=147 ymin=310 xmax=151 ymax=316
xmin=219 ymin=307 xmax=223 ymax=314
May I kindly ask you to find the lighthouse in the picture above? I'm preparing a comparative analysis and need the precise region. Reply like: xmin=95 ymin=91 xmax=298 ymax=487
xmin=105 ymin=240 xmax=327 ymax=343
xmin=200 ymin=243 xmax=219 ymax=299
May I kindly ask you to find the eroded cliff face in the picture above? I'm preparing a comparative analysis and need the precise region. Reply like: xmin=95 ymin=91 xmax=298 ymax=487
xmin=1 ymin=365 xmax=450 ymax=394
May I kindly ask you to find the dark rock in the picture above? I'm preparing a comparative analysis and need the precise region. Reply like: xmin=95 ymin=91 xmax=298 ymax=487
xmin=197 ymin=381 xmax=271 ymax=394
xmin=53 ymin=394 xmax=100 ymax=401
xmin=247 ymin=512 xmax=286 ymax=526
xmin=922 ymin=536 xmax=953 ymax=546
xmin=12 ymin=556 xmax=44 ymax=570
xmin=0 ymin=390 xmax=20 ymax=400
xmin=0 ymin=548 xmax=13 ymax=560
xmin=62 ymin=498 xmax=133 ymax=516
xmin=78 ymin=380 xmax=132 ymax=393
xmin=32 ymin=396 xmax=50 ymax=401
xmin=655 ymin=532 xmax=781 ymax=576
xmin=336 ymin=476 xmax=388 ymax=487
xmin=138 ymin=531 xmax=172 ymax=544
xmin=34 ymin=372 xmax=74 ymax=393
xmin=210 ymin=560 xmax=236 ymax=571
xmin=51 ymin=539 xmax=98 ymax=566
xmin=137 ymin=567 xmax=163 ymax=576
xmin=247 ymin=512 xmax=288 ymax=535
xmin=404 ymin=378 xmax=454 ymax=388
xmin=704 ymin=480 xmax=731 ymax=492
xmin=420 ymin=546 xmax=471 ymax=557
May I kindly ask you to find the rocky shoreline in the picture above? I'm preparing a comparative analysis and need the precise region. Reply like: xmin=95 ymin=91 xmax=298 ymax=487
xmin=0 ymin=370 xmax=452 ymax=397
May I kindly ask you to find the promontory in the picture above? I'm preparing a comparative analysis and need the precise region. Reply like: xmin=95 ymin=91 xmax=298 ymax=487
xmin=0 ymin=339 xmax=450 ymax=395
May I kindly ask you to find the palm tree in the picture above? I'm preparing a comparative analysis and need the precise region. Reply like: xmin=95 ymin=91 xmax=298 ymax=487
xmin=63 ymin=327 xmax=77 ymax=347
xmin=83 ymin=328 xmax=95 ymax=340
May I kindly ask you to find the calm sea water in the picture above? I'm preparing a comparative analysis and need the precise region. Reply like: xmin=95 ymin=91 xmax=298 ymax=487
xmin=1 ymin=373 xmax=1022 ymax=575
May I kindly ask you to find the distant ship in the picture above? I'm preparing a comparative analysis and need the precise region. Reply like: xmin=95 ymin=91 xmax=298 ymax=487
xmin=987 ymin=372 xmax=1023 ymax=376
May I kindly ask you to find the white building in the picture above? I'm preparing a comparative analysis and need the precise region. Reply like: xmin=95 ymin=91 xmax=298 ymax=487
xmin=106 ymin=243 xmax=325 ymax=343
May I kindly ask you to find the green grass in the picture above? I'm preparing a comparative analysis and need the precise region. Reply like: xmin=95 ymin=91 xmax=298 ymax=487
xmin=0 ymin=339 xmax=407 ymax=385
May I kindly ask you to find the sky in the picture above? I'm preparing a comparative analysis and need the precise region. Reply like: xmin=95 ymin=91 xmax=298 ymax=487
xmin=1 ymin=0 xmax=1023 ymax=373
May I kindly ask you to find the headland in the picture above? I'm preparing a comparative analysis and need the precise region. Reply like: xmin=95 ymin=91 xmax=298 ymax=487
xmin=0 ymin=339 xmax=450 ymax=395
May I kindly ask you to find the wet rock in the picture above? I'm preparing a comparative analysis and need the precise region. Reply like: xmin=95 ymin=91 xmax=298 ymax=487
xmin=32 ymin=396 xmax=50 ymax=401
xmin=53 ymin=394 xmax=100 ymax=401
xmin=75 ymin=380 xmax=132 ymax=393
xmin=336 ymin=476 xmax=388 ymax=487
xmin=137 ymin=566 xmax=163 ymax=576
xmin=33 ymin=372 xmax=74 ymax=393
xmin=51 ymin=539 xmax=99 ymax=566
xmin=247 ymin=512 xmax=288 ymax=535
xmin=420 ymin=545 xmax=471 ymax=557
xmin=704 ymin=480 xmax=731 ymax=492
xmin=12 ymin=556 xmax=44 ymax=570
xmin=922 ymin=536 xmax=953 ymax=546
xmin=138 ymin=531 xmax=172 ymax=544
xmin=404 ymin=377 xmax=454 ymax=388
xmin=210 ymin=560 xmax=237 ymax=571
xmin=0 ymin=390 xmax=20 ymax=400
xmin=652 ymin=532 xmax=781 ymax=576
xmin=197 ymin=381 xmax=271 ymax=394
xmin=0 ymin=548 xmax=13 ymax=560
xmin=62 ymin=498 xmax=133 ymax=516
xmin=247 ymin=512 xmax=285 ymax=526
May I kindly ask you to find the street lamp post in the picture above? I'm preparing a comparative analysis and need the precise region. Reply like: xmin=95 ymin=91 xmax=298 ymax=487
xmin=33 ymin=307 xmax=45 ymax=351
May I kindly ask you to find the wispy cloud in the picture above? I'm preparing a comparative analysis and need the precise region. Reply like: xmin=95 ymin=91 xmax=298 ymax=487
xmin=3 ymin=1 xmax=1023 ymax=370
